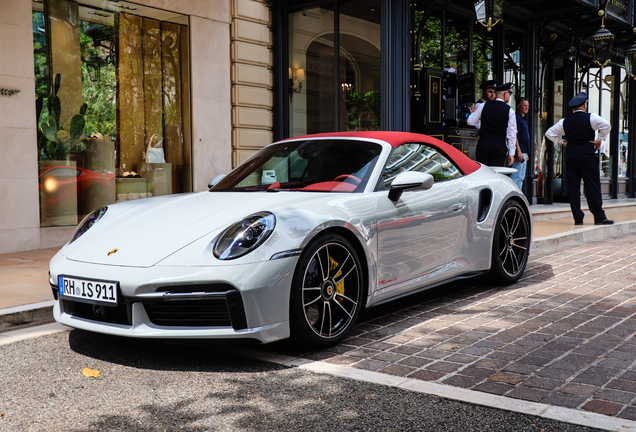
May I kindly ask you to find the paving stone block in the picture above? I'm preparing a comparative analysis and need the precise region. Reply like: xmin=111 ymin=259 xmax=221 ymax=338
xmin=440 ymin=374 xmax=482 ymax=388
xmin=397 ymin=356 xmax=433 ymax=368
xmin=426 ymin=361 xmax=463 ymax=373
xmin=488 ymin=371 xmax=525 ymax=385
xmin=582 ymin=399 xmax=623 ymax=416
xmin=558 ymin=383 xmax=598 ymax=397
xmin=378 ymin=363 xmax=416 ymax=377
xmin=517 ymin=355 xmax=553 ymax=366
xmin=520 ymin=376 xmax=562 ymax=391
xmin=408 ymin=369 xmax=446 ymax=381
xmin=617 ymin=406 xmax=636 ymax=421
xmin=505 ymin=387 xmax=549 ymax=402
xmin=594 ymin=388 xmax=636 ymax=404
xmin=388 ymin=345 xmax=422 ymax=356
xmin=606 ymin=378 xmax=636 ymax=392
xmin=371 ymin=351 xmax=408 ymax=363
xmin=473 ymin=381 xmax=514 ymax=396
xmin=502 ymin=362 xmax=539 ymax=375
xmin=353 ymin=359 xmax=391 ymax=372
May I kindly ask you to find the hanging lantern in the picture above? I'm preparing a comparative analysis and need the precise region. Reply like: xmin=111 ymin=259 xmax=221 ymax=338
xmin=474 ymin=0 xmax=503 ymax=32
xmin=85 ymin=55 xmax=107 ymax=82
xmin=447 ymin=49 xmax=468 ymax=74
xmin=591 ymin=10 xmax=615 ymax=68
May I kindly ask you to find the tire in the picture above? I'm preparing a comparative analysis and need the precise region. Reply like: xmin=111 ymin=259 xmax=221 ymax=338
xmin=290 ymin=233 xmax=364 ymax=348
xmin=490 ymin=200 xmax=530 ymax=284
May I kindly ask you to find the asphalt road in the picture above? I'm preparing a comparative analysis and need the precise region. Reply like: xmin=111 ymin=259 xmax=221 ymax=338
xmin=0 ymin=328 xmax=603 ymax=432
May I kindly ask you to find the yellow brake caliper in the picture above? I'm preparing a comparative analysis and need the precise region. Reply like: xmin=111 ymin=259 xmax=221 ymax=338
xmin=329 ymin=256 xmax=345 ymax=302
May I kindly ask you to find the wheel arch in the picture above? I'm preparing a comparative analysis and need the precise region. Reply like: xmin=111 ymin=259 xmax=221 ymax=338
xmin=301 ymin=225 xmax=371 ymax=312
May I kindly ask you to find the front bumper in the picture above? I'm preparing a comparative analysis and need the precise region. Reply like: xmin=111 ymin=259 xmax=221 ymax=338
xmin=50 ymin=253 xmax=298 ymax=344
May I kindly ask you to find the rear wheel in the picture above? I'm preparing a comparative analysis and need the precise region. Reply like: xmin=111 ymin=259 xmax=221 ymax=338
xmin=490 ymin=200 xmax=529 ymax=284
xmin=290 ymin=233 xmax=363 ymax=348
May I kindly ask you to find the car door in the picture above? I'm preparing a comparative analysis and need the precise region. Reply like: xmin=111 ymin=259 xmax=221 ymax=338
xmin=372 ymin=143 xmax=469 ymax=300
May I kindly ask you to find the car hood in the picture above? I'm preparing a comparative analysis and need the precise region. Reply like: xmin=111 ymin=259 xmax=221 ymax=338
xmin=65 ymin=192 xmax=317 ymax=267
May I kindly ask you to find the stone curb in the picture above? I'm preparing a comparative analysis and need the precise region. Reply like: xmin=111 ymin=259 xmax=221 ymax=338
xmin=0 ymin=301 xmax=55 ymax=333
xmin=532 ymin=220 xmax=636 ymax=253
xmin=223 ymin=346 xmax=636 ymax=432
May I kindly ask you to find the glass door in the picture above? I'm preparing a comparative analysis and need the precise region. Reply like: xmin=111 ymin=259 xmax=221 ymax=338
xmin=287 ymin=1 xmax=381 ymax=137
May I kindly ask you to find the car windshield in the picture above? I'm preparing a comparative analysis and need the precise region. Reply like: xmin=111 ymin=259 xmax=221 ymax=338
xmin=211 ymin=139 xmax=383 ymax=193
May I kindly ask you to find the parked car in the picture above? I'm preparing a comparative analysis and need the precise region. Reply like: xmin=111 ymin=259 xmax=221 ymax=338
xmin=50 ymin=132 xmax=531 ymax=348
xmin=39 ymin=165 xmax=115 ymax=219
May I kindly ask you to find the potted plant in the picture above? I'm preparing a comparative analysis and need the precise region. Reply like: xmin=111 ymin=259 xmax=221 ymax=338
xmin=36 ymin=73 xmax=87 ymax=162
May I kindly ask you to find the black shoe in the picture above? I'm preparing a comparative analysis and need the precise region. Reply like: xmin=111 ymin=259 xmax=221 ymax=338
xmin=574 ymin=221 xmax=584 ymax=226
xmin=595 ymin=219 xmax=614 ymax=225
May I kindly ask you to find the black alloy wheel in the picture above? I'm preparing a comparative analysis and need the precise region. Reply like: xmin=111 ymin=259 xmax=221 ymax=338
xmin=491 ymin=200 xmax=529 ymax=283
xmin=290 ymin=233 xmax=363 ymax=347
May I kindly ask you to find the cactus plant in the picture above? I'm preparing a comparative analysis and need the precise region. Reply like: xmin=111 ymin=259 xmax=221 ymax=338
xmin=36 ymin=73 xmax=88 ymax=161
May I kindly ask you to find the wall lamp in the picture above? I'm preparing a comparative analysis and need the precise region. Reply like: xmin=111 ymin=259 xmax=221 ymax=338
xmin=289 ymin=68 xmax=305 ymax=102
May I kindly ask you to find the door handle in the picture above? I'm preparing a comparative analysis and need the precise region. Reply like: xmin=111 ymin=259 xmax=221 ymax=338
xmin=450 ymin=203 xmax=463 ymax=212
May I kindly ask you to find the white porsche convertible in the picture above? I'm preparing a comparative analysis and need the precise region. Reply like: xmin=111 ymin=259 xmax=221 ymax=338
xmin=50 ymin=132 xmax=531 ymax=347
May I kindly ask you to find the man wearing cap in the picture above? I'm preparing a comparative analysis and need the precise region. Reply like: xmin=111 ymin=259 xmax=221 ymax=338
xmin=467 ymin=83 xmax=516 ymax=167
xmin=545 ymin=92 xmax=613 ymax=226
xmin=469 ymin=80 xmax=497 ymax=129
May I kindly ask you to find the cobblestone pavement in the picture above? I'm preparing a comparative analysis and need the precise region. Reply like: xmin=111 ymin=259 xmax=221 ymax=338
xmin=273 ymin=234 xmax=636 ymax=421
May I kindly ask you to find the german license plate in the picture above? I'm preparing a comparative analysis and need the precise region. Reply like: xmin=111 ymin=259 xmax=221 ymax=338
xmin=58 ymin=275 xmax=118 ymax=305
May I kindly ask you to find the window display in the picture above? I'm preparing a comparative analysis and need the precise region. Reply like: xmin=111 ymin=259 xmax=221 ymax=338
xmin=32 ymin=0 xmax=192 ymax=227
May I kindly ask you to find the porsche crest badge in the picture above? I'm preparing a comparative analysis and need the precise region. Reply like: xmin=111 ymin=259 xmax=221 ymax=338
xmin=107 ymin=248 xmax=119 ymax=256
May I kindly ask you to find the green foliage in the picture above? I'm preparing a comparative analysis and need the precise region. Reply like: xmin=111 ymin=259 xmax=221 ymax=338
xmin=414 ymin=11 xmax=493 ymax=94
xmin=36 ymin=74 xmax=88 ymax=161
xmin=346 ymin=91 xmax=381 ymax=131
xmin=431 ymin=172 xmax=446 ymax=182
xmin=79 ymin=26 xmax=116 ymax=138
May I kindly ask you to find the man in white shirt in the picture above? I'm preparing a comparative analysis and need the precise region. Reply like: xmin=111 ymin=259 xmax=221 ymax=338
xmin=545 ymin=92 xmax=613 ymax=226
xmin=467 ymin=83 xmax=516 ymax=167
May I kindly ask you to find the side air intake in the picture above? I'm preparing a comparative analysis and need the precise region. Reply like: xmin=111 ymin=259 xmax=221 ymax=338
xmin=477 ymin=189 xmax=492 ymax=222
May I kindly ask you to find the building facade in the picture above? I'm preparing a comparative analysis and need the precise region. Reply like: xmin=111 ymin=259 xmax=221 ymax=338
xmin=274 ymin=0 xmax=636 ymax=205
xmin=2 ymin=0 xmax=636 ymax=255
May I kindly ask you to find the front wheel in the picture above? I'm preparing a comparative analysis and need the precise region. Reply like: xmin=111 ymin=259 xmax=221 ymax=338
xmin=290 ymin=233 xmax=364 ymax=348
xmin=490 ymin=200 xmax=530 ymax=284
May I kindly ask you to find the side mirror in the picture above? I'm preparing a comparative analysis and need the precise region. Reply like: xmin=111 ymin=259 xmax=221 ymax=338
xmin=208 ymin=174 xmax=226 ymax=190
xmin=388 ymin=171 xmax=434 ymax=201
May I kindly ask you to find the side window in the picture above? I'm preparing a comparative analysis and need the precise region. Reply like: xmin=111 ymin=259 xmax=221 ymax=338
xmin=381 ymin=143 xmax=462 ymax=188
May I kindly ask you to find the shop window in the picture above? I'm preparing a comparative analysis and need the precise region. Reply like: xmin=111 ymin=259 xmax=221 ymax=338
xmin=32 ymin=0 xmax=192 ymax=227
xmin=288 ymin=1 xmax=381 ymax=136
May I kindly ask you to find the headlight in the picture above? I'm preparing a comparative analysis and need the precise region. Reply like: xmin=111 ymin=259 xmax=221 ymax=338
xmin=214 ymin=212 xmax=276 ymax=260
xmin=70 ymin=207 xmax=107 ymax=244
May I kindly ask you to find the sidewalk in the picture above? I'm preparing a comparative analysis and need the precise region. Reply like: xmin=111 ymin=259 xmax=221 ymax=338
xmin=2 ymin=199 xmax=636 ymax=329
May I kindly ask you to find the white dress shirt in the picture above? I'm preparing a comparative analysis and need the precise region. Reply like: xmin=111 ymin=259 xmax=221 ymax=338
xmin=467 ymin=98 xmax=517 ymax=155
xmin=544 ymin=110 xmax=611 ymax=144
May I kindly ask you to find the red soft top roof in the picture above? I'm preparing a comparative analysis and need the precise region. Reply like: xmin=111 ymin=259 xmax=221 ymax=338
xmin=283 ymin=131 xmax=480 ymax=175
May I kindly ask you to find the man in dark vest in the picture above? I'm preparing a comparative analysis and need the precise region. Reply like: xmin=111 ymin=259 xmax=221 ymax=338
xmin=545 ymin=92 xmax=613 ymax=226
xmin=467 ymin=83 xmax=516 ymax=167
xmin=470 ymin=80 xmax=497 ymax=130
